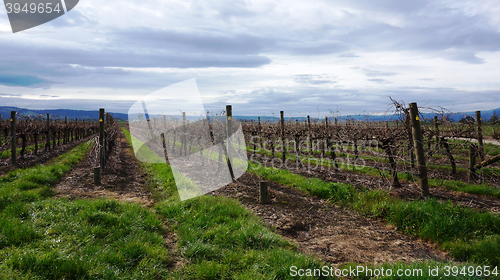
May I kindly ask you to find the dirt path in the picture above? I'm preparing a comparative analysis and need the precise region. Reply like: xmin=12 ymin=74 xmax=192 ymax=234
xmin=53 ymin=129 xmax=155 ymax=207
xmin=213 ymin=172 xmax=450 ymax=265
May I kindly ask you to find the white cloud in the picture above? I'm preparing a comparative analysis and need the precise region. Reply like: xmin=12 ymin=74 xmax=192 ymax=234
xmin=0 ymin=0 xmax=500 ymax=115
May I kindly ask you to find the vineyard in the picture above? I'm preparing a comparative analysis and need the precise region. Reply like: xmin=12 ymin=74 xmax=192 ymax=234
xmin=242 ymin=103 xmax=500 ymax=197
xmin=0 ymin=112 xmax=98 ymax=171
xmin=2 ymin=103 xmax=500 ymax=279
xmin=124 ymin=102 xmax=500 ymax=274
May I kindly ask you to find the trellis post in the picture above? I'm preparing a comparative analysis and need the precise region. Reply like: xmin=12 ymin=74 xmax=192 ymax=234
xmin=409 ymin=102 xmax=429 ymax=197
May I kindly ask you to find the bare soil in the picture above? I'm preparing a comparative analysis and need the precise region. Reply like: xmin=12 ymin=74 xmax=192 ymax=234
xmin=53 ymin=129 xmax=155 ymax=207
xmin=212 ymin=173 xmax=450 ymax=265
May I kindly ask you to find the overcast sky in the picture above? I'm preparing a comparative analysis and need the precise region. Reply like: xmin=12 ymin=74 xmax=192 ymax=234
xmin=1 ymin=0 xmax=500 ymax=116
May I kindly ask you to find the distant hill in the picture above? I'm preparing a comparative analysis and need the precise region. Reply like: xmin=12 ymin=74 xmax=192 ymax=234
xmin=235 ymin=108 xmax=500 ymax=123
xmin=1 ymin=106 xmax=499 ymax=123
xmin=0 ymin=106 xmax=128 ymax=121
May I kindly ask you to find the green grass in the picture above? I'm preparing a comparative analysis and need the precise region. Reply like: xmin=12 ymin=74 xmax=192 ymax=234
xmin=0 ymin=139 xmax=68 ymax=159
xmin=0 ymin=141 xmax=173 ymax=278
xmin=428 ymin=178 xmax=500 ymax=199
xmin=123 ymin=127 xmax=330 ymax=279
xmin=0 ymin=199 xmax=170 ymax=279
xmin=250 ymin=164 xmax=500 ymax=267
xmin=0 ymin=142 xmax=90 ymax=210
xmin=482 ymin=125 xmax=498 ymax=138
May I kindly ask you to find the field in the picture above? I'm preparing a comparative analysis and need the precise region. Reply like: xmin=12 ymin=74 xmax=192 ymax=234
xmin=0 ymin=106 xmax=500 ymax=279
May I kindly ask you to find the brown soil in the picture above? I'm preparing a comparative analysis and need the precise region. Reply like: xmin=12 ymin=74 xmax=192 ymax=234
xmin=212 ymin=173 xmax=450 ymax=265
xmin=53 ymin=129 xmax=155 ymax=207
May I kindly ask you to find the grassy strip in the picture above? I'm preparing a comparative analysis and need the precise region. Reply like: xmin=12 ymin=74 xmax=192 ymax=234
xmin=428 ymin=178 xmax=500 ymax=199
xmin=0 ymin=139 xmax=66 ymax=159
xmin=0 ymin=199 xmax=170 ymax=279
xmin=0 ymin=142 xmax=172 ymax=278
xmin=251 ymin=147 xmax=500 ymax=200
xmin=0 ymin=142 xmax=90 ymax=210
xmin=249 ymin=164 xmax=500 ymax=267
xmin=123 ymin=128 xmax=328 ymax=279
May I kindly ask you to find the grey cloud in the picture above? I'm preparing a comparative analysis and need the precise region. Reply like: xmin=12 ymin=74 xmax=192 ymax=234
xmin=294 ymin=74 xmax=337 ymax=85
xmin=205 ymin=84 xmax=500 ymax=116
xmin=443 ymin=50 xmax=485 ymax=64
xmin=0 ymin=34 xmax=271 ymax=71
xmin=0 ymin=93 xmax=22 ymax=97
xmin=367 ymin=78 xmax=391 ymax=83
xmin=287 ymin=41 xmax=350 ymax=55
xmin=47 ymin=9 xmax=97 ymax=28
xmin=334 ymin=0 xmax=433 ymax=14
xmin=37 ymin=46 xmax=271 ymax=68
xmin=3 ymin=86 xmax=499 ymax=116
xmin=0 ymin=96 xmax=135 ymax=113
xmin=204 ymin=86 xmax=380 ymax=115
xmin=338 ymin=9 xmax=500 ymax=64
xmin=338 ymin=53 xmax=359 ymax=58
xmin=38 ymin=94 xmax=59 ymax=98
xmin=114 ymin=27 xmax=271 ymax=56
xmin=359 ymin=68 xmax=398 ymax=77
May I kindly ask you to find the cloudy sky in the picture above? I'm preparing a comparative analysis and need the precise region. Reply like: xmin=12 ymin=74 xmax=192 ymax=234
xmin=1 ymin=0 xmax=500 ymax=117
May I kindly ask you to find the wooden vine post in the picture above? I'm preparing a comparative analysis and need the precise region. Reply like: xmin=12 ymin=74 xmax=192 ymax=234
xmin=323 ymin=117 xmax=328 ymax=158
xmin=226 ymin=105 xmax=235 ymax=182
xmin=476 ymin=111 xmax=484 ymax=162
xmin=280 ymin=111 xmax=286 ymax=163
xmin=469 ymin=144 xmax=478 ymax=180
xmin=381 ymin=138 xmax=400 ymax=188
xmin=307 ymin=115 xmax=312 ymax=153
xmin=182 ymin=112 xmax=187 ymax=156
xmin=161 ymin=133 xmax=168 ymax=162
xmin=46 ymin=113 xmax=50 ymax=151
xmin=404 ymin=110 xmax=415 ymax=168
xmin=10 ymin=111 xmax=16 ymax=165
xmin=99 ymin=108 xmax=105 ymax=168
xmin=409 ymin=102 xmax=429 ymax=197
xmin=429 ymin=116 xmax=439 ymax=155
xmin=434 ymin=116 xmax=439 ymax=142
xmin=94 ymin=109 xmax=105 ymax=185
xmin=259 ymin=181 xmax=269 ymax=204
xmin=64 ymin=117 xmax=68 ymax=144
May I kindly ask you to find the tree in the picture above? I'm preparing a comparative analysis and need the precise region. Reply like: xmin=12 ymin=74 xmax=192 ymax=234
xmin=489 ymin=114 xmax=499 ymax=124
xmin=458 ymin=116 xmax=474 ymax=124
